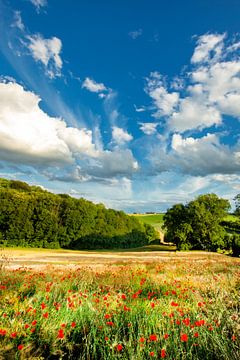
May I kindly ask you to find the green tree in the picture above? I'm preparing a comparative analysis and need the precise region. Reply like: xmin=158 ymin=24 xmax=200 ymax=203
xmin=163 ymin=194 xmax=230 ymax=251
xmin=234 ymin=194 xmax=240 ymax=216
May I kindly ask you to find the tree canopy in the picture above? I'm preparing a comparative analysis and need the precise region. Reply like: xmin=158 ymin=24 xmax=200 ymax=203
xmin=0 ymin=178 xmax=158 ymax=249
xmin=163 ymin=194 xmax=230 ymax=251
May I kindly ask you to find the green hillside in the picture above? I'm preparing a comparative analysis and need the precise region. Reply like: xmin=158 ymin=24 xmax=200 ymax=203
xmin=132 ymin=214 xmax=165 ymax=231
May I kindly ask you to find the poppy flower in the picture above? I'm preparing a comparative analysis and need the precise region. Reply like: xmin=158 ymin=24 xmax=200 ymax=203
xmin=57 ymin=329 xmax=64 ymax=339
xmin=116 ymin=344 xmax=123 ymax=351
xmin=139 ymin=337 xmax=145 ymax=343
xmin=160 ymin=349 xmax=167 ymax=358
xmin=149 ymin=351 xmax=155 ymax=357
xmin=149 ymin=334 xmax=157 ymax=341
xmin=181 ymin=333 xmax=188 ymax=342
xmin=17 ymin=344 xmax=24 ymax=350
xmin=71 ymin=322 xmax=76 ymax=328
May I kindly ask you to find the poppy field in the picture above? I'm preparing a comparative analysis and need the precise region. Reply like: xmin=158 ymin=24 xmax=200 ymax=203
xmin=0 ymin=254 xmax=240 ymax=359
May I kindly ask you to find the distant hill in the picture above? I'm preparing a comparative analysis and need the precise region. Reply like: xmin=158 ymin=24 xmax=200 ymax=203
xmin=132 ymin=213 xmax=165 ymax=232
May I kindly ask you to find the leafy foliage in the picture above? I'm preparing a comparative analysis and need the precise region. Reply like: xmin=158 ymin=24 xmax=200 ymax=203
xmin=0 ymin=178 xmax=157 ymax=249
xmin=234 ymin=194 xmax=240 ymax=216
xmin=163 ymin=194 xmax=231 ymax=251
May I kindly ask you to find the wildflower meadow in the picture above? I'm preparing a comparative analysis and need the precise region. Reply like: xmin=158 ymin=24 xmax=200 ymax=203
xmin=0 ymin=254 xmax=239 ymax=359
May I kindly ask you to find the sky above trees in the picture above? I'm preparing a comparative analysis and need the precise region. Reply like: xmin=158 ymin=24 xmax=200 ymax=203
xmin=0 ymin=0 xmax=240 ymax=212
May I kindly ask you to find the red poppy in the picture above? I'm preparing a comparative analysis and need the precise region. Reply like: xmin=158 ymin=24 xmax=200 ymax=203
xmin=116 ymin=344 xmax=123 ymax=351
xmin=106 ymin=321 xmax=114 ymax=326
xmin=182 ymin=318 xmax=190 ymax=326
xmin=181 ymin=333 xmax=188 ymax=342
xmin=104 ymin=314 xmax=111 ymax=319
xmin=43 ymin=312 xmax=49 ymax=318
xmin=57 ymin=329 xmax=64 ymax=339
xmin=71 ymin=321 xmax=76 ymax=328
xmin=149 ymin=351 xmax=155 ymax=357
xmin=149 ymin=334 xmax=157 ymax=341
xmin=194 ymin=332 xmax=199 ymax=338
xmin=139 ymin=337 xmax=145 ymax=343
xmin=17 ymin=344 xmax=24 ymax=350
xmin=10 ymin=332 xmax=17 ymax=338
xmin=160 ymin=349 xmax=167 ymax=358
xmin=232 ymin=335 xmax=236 ymax=341
xmin=41 ymin=302 xmax=46 ymax=310
xmin=163 ymin=333 xmax=169 ymax=339
xmin=0 ymin=329 xmax=6 ymax=336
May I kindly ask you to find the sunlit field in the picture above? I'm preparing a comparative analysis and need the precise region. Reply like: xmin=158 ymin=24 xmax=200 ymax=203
xmin=0 ymin=252 xmax=239 ymax=359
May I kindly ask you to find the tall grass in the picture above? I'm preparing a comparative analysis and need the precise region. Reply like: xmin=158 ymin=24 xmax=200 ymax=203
xmin=0 ymin=257 xmax=239 ymax=359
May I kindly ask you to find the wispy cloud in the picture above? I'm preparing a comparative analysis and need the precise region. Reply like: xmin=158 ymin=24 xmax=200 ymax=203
xmin=29 ymin=0 xmax=47 ymax=12
xmin=82 ymin=77 xmax=108 ymax=98
xmin=27 ymin=34 xmax=62 ymax=78
xmin=11 ymin=11 xmax=24 ymax=31
xmin=128 ymin=29 xmax=143 ymax=39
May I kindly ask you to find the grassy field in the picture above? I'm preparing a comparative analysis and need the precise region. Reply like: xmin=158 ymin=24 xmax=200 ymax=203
xmin=132 ymin=214 xmax=165 ymax=232
xmin=0 ymin=251 xmax=239 ymax=359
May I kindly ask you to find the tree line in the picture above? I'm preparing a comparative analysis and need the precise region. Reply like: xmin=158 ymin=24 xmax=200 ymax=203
xmin=0 ymin=178 xmax=157 ymax=249
xmin=163 ymin=193 xmax=240 ymax=256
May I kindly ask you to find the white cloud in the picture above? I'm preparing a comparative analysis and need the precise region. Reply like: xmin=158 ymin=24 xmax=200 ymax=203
xmin=82 ymin=77 xmax=107 ymax=93
xmin=145 ymin=72 xmax=179 ymax=118
xmin=150 ymin=133 xmax=240 ymax=176
xmin=128 ymin=29 xmax=143 ymax=39
xmin=169 ymin=98 xmax=222 ymax=132
xmin=27 ymin=35 xmax=62 ymax=78
xmin=29 ymin=0 xmax=47 ymax=11
xmin=112 ymin=126 xmax=133 ymax=145
xmin=145 ymin=34 xmax=240 ymax=133
xmin=0 ymin=81 xmax=138 ymax=180
xmin=12 ymin=11 xmax=24 ymax=31
xmin=139 ymin=122 xmax=158 ymax=135
xmin=191 ymin=33 xmax=225 ymax=64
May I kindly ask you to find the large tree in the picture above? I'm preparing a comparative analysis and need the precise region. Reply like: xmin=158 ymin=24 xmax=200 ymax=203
xmin=234 ymin=194 xmax=240 ymax=216
xmin=163 ymin=194 xmax=230 ymax=251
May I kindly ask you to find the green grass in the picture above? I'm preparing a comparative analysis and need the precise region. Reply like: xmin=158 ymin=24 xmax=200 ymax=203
xmin=133 ymin=213 xmax=165 ymax=231
xmin=0 ymin=256 xmax=239 ymax=359
xmin=223 ymin=214 xmax=239 ymax=222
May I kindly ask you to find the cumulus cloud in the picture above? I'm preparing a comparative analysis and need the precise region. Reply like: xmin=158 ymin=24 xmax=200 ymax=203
xmin=112 ymin=126 xmax=133 ymax=145
xmin=82 ymin=77 xmax=107 ymax=97
xmin=169 ymin=98 xmax=222 ymax=132
xmin=145 ymin=33 xmax=240 ymax=133
xmin=128 ymin=29 xmax=143 ymax=39
xmin=0 ymin=81 xmax=138 ymax=180
xmin=0 ymin=81 xmax=94 ymax=166
xmin=139 ymin=122 xmax=158 ymax=135
xmin=27 ymin=35 xmax=62 ymax=78
xmin=191 ymin=33 xmax=225 ymax=64
xmin=150 ymin=133 xmax=240 ymax=176
xmin=145 ymin=72 xmax=179 ymax=118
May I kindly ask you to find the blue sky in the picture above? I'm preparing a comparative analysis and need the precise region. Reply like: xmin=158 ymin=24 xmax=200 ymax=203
xmin=0 ymin=0 xmax=240 ymax=212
